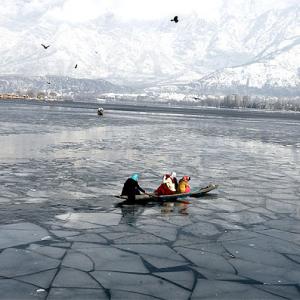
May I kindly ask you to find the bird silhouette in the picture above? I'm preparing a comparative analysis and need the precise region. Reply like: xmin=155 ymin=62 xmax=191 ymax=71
xmin=41 ymin=44 xmax=50 ymax=49
xmin=171 ymin=16 xmax=178 ymax=23
xmin=74 ymin=64 xmax=78 ymax=69
xmin=47 ymin=82 xmax=51 ymax=84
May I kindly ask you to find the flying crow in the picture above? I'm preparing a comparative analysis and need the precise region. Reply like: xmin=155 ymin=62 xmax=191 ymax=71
xmin=41 ymin=44 xmax=50 ymax=49
xmin=74 ymin=64 xmax=78 ymax=69
xmin=171 ymin=16 xmax=178 ymax=23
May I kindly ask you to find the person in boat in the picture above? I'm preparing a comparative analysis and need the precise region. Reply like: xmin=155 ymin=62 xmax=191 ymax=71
xmin=97 ymin=107 xmax=104 ymax=116
xmin=177 ymin=176 xmax=191 ymax=193
xmin=121 ymin=173 xmax=146 ymax=201
xmin=155 ymin=171 xmax=178 ymax=195
xmin=163 ymin=171 xmax=178 ymax=190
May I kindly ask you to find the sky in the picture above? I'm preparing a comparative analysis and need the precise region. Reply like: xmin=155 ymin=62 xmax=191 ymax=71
xmin=48 ymin=0 xmax=222 ymax=22
xmin=2 ymin=0 xmax=299 ymax=25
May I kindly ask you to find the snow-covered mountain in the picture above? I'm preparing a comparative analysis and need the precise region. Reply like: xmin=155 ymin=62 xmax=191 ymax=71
xmin=0 ymin=75 xmax=130 ymax=96
xmin=0 ymin=0 xmax=299 ymax=95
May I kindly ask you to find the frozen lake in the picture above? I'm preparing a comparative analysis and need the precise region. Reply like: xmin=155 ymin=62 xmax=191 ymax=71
xmin=0 ymin=100 xmax=300 ymax=299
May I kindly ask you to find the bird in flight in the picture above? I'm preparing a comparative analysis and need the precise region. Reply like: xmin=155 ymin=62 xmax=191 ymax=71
xmin=41 ymin=44 xmax=50 ymax=49
xmin=47 ymin=82 xmax=51 ymax=84
xmin=171 ymin=16 xmax=178 ymax=23
xmin=74 ymin=64 xmax=78 ymax=69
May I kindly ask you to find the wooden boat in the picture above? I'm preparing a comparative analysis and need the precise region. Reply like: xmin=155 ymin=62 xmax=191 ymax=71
xmin=97 ymin=107 xmax=104 ymax=116
xmin=115 ymin=183 xmax=218 ymax=202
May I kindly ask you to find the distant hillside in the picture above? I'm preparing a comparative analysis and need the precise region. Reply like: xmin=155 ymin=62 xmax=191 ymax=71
xmin=0 ymin=0 xmax=299 ymax=95
xmin=0 ymin=75 xmax=131 ymax=99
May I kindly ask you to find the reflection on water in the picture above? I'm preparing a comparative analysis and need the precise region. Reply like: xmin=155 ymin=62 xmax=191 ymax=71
xmin=161 ymin=202 xmax=189 ymax=215
xmin=116 ymin=201 xmax=189 ymax=225
xmin=117 ymin=203 xmax=146 ymax=225
xmin=0 ymin=126 xmax=113 ymax=160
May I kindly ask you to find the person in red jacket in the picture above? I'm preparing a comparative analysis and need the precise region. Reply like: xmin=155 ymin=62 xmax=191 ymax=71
xmin=155 ymin=172 xmax=178 ymax=195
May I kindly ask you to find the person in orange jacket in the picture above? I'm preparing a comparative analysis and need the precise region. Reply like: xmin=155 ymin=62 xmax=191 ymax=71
xmin=177 ymin=176 xmax=191 ymax=193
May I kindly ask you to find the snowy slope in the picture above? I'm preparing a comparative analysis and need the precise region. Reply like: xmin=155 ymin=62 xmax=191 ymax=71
xmin=0 ymin=0 xmax=299 ymax=92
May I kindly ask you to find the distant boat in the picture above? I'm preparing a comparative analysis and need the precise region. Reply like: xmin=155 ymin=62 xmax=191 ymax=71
xmin=97 ymin=107 xmax=104 ymax=116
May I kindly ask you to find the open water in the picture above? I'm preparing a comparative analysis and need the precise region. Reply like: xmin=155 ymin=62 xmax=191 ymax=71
xmin=0 ymin=100 xmax=300 ymax=299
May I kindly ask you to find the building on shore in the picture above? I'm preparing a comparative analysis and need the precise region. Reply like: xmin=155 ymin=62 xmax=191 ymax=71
xmin=0 ymin=93 xmax=29 ymax=99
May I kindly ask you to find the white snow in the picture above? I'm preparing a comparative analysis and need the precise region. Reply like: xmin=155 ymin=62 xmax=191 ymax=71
xmin=0 ymin=0 xmax=299 ymax=90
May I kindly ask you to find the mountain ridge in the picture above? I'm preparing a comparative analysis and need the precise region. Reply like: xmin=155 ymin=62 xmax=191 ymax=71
xmin=0 ymin=0 xmax=299 ymax=94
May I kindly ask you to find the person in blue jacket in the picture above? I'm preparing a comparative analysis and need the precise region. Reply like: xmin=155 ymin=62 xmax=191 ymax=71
xmin=121 ymin=173 xmax=146 ymax=201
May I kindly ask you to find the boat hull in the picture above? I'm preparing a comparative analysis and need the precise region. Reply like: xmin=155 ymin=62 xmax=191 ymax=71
xmin=115 ymin=184 xmax=218 ymax=201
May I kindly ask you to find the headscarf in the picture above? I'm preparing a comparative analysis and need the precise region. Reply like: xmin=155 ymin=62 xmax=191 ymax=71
xmin=171 ymin=172 xmax=176 ymax=178
xmin=131 ymin=173 xmax=139 ymax=181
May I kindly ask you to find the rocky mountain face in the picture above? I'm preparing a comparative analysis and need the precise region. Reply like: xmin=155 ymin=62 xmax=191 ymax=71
xmin=0 ymin=0 xmax=299 ymax=95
